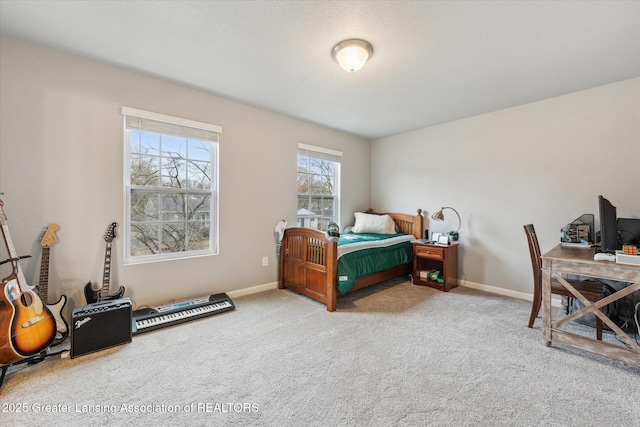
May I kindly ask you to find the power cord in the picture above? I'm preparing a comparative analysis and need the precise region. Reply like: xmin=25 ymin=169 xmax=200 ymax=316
xmin=458 ymin=270 xmax=467 ymax=287
xmin=613 ymin=300 xmax=640 ymax=348
xmin=635 ymin=302 xmax=640 ymax=344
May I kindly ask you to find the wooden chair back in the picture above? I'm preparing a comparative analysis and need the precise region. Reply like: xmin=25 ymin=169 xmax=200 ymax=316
xmin=524 ymin=224 xmax=542 ymax=293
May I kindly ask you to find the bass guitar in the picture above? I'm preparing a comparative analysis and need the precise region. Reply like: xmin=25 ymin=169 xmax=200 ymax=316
xmin=83 ymin=222 xmax=125 ymax=304
xmin=38 ymin=224 xmax=68 ymax=345
xmin=0 ymin=199 xmax=56 ymax=366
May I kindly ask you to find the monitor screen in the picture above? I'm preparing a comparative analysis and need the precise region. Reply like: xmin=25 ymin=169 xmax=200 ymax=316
xmin=598 ymin=195 xmax=619 ymax=253
xmin=617 ymin=217 xmax=640 ymax=245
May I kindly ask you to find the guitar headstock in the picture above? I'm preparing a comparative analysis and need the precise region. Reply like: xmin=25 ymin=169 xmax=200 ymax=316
xmin=104 ymin=222 xmax=118 ymax=243
xmin=0 ymin=199 xmax=6 ymax=224
xmin=40 ymin=224 xmax=60 ymax=248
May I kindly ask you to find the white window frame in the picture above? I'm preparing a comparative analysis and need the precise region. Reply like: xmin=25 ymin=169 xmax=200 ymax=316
xmin=122 ymin=106 xmax=221 ymax=264
xmin=297 ymin=143 xmax=342 ymax=231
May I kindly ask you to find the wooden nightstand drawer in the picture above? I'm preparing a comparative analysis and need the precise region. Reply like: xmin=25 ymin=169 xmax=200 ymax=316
xmin=415 ymin=246 xmax=444 ymax=260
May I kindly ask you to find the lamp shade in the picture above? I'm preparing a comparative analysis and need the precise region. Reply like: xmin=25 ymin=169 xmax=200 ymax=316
xmin=332 ymin=39 xmax=373 ymax=73
xmin=431 ymin=209 xmax=445 ymax=221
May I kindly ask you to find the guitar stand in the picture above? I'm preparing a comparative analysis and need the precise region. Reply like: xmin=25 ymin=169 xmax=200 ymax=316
xmin=0 ymin=254 xmax=31 ymax=266
xmin=0 ymin=365 xmax=7 ymax=388
xmin=0 ymin=347 xmax=67 ymax=389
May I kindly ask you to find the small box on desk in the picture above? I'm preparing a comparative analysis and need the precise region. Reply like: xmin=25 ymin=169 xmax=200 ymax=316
xmin=71 ymin=298 xmax=132 ymax=358
xmin=615 ymin=251 xmax=640 ymax=266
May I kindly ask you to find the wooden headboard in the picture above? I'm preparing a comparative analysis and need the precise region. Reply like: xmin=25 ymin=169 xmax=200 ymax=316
xmin=368 ymin=209 xmax=423 ymax=239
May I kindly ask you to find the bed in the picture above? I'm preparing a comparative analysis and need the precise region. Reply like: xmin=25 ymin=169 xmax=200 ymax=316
xmin=278 ymin=209 xmax=423 ymax=311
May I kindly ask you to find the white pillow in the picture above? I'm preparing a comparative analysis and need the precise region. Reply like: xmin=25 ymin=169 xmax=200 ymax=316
xmin=351 ymin=212 xmax=397 ymax=234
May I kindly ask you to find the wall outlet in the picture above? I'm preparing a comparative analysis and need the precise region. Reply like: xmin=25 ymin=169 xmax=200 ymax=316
xmin=262 ymin=256 xmax=268 ymax=266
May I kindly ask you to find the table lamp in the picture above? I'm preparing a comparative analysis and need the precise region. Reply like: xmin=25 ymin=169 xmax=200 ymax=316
xmin=431 ymin=207 xmax=461 ymax=241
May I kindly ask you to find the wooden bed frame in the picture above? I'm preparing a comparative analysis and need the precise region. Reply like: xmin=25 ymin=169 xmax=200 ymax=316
xmin=278 ymin=209 xmax=423 ymax=311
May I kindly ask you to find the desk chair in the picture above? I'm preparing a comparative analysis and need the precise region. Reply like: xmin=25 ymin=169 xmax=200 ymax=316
xmin=524 ymin=224 xmax=604 ymax=340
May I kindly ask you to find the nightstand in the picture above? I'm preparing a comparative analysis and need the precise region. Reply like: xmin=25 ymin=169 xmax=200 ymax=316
xmin=412 ymin=241 xmax=458 ymax=292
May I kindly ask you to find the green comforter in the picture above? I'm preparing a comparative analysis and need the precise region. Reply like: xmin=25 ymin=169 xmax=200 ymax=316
xmin=336 ymin=233 xmax=413 ymax=295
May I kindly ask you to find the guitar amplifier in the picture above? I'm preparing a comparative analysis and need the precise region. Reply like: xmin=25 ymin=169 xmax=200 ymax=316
xmin=71 ymin=298 xmax=133 ymax=358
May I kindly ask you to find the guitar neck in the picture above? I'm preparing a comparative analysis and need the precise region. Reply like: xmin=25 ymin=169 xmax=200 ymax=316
xmin=1 ymin=221 xmax=29 ymax=292
xmin=39 ymin=247 xmax=51 ymax=303
xmin=100 ymin=242 xmax=112 ymax=299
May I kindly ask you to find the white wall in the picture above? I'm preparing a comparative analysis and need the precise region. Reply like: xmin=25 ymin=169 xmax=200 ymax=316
xmin=0 ymin=37 xmax=371 ymax=313
xmin=372 ymin=78 xmax=640 ymax=295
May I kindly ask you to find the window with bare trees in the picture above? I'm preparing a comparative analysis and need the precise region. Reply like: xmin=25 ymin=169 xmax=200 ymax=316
xmin=297 ymin=144 xmax=341 ymax=231
xmin=123 ymin=107 xmax=221 ymax=263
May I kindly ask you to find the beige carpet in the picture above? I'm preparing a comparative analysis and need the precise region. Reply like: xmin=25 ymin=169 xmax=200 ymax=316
xmin=2 ymin=277 xmax=639 ymax=426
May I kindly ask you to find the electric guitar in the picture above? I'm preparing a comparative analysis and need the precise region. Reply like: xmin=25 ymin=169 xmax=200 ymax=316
xmin=38 ymin=224 xmax=69 ymax=345
xmin=83 ymin=222 xmax=125 ymax=304
xmin=0 ymin=199 xmax=56 ymax=366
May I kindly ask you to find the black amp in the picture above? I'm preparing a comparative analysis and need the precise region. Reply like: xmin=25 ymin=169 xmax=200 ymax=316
xmin=71 ymin=298 xmax=133 ymax=358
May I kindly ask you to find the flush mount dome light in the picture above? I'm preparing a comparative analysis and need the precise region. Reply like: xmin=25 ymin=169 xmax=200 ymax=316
xmin=332 ymin=39 xmax=373 ymax=73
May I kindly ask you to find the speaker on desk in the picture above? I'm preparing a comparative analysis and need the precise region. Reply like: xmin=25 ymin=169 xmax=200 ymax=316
xmin=71 ymin=298 xmax=133 ymax=358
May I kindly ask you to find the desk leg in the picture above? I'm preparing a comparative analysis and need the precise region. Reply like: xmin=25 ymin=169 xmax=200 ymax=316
xmin=541 ymin=268 xmax=552 ymax=346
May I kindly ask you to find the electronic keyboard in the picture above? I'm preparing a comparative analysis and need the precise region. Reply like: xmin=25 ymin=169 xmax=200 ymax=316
xmin=132 ymin=293 xmax=235 ymax=335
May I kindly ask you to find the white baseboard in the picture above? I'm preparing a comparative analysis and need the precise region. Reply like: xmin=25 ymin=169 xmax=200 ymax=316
xmin=460 ymin=280 xmax=562 ymax=307
xmin=227 ymin=281 xmax=279 ymax=300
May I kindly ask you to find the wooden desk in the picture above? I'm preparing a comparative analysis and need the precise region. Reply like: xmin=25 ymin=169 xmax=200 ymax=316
xmin=541 ymin=245 xmax=640 ymax=367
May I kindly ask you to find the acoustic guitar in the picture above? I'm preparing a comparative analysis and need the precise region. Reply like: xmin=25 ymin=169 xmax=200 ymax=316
xmin=38 ymin=224 xmax=69 ymax=345
xmin=0 ymin=199 xmax=56 ymax=366
xmin=83 ymin=222 xmax=125 ymax=304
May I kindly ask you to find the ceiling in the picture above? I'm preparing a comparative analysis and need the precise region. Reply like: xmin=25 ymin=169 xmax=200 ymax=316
xmin=1 ymin=1 xmax=639 ymax=140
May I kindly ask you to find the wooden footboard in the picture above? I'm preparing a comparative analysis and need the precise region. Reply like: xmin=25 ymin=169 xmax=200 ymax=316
xmin=279 ymin=209 xmax=423 ymax=311
xmin=279 ymin=227 xmax=338 ymax=310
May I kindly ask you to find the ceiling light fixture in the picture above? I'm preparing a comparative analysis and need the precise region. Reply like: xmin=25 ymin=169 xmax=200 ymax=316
xmin=332 ymin=39 xmax=373 ymax=73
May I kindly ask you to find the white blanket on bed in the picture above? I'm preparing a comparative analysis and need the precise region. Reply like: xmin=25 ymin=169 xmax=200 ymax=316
xmin=337 ymin=234 xmax=416 ymax=259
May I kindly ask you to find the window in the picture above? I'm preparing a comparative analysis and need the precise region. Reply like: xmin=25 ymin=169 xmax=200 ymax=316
xmin=122 ymin=107 xmax=221 ymax=263
xmin=297 ymin=143 xmax=342 ymax=231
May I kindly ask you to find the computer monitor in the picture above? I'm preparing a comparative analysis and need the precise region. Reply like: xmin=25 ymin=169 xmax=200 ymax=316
xmin=598 ymin=195 xmax=619 ymax=253
xmin=617 ymin=217 xmax=640 ymax=245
